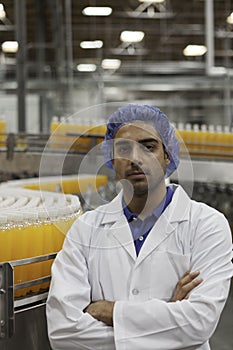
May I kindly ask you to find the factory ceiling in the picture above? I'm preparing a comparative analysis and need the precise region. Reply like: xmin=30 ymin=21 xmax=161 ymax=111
xmin=0 ymin=0 xmax=233 ymax=81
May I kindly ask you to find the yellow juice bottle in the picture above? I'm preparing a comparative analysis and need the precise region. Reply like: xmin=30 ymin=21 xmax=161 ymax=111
xmin=175 ymin=123 xmax=185 ymax=155
xmin=7 ymin=212 xmax=28 ymax=298
xmin=206 ymin=124 xmax=216 ymax=156
xmin=0 ymin=215 xmax=11 ymax=263
xmin=79 ymin=119 xmax=91 ymax=152
xmin=38 ymin=209 xmax=54 ymax=291
xmin=215 ymin=125 xmax=224 ymax=155
xmin=52 ymin=208 xmax=76 ymax=252
xmin=190 ymin=124 xmax=200 ymax=156
xmin=71 ymin=122 xmax=80 ymax=151
xmin=230 ymin=127 xmax=233 ymax=155
xmin=97 ymin=123 xmax=107 ymax=145
xmin=223 ymin=126 xmax=232 ymax=157
xmin=200 ymin=124 xmax=208 ymax=156
xmin=0 ymin=116 xmax=6 ymax=148
xmin=47 ymin=209 xmax=63 ymax=253
xmin=68 ymin=118 xmax=75 ymax=151
xmin=91 ymin=120 xmax=106 ymax=146
xmin=26 ymin=211 xmax=44 ymax=294
xmin=60 ymin=116 xmax=70 ymax=151
xmin=20 ymin=211 xmax=39 ymax=295
xmin=183 ymin=123 xmax=192 ymax=155
xmin=14 ymin=214 xmax=32 ymax=298
xmin=50 ymin=116 xmax=59 ymax=149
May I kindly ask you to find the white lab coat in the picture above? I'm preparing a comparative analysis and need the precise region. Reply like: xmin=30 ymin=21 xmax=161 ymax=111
xmin=46 ymin=184 xmax=233 ymax=350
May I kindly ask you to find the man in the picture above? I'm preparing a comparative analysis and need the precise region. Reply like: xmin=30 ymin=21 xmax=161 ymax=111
xmin=46 ymin=104 xmax=233 ymax=350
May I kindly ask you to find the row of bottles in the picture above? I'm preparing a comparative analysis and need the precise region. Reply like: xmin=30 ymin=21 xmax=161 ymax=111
xmin=3 ymin=174 xmax=108 ymax=197
xmin=1 ymin=114 xmax=233 ymax=159
xmin=175 ymin=123 xmax=233 ymax=158
xmin=50 ymin=117 xmax=233 ymax=159
xmin=0 ymin=188 xmax=81 ymax=298
xmin=50 ymin=116 xmax=106 ymax=151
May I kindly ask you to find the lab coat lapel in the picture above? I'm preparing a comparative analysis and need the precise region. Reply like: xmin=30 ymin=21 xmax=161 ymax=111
xmin=101 ymin=190 xmax=136 ymax=261
xmin=135 ymin=185 xmax=191 ymax=267
xmin=135 ymin=216 xmax=176 ymax=267
xmin=111 ymin=218 xmax=137 ymax=261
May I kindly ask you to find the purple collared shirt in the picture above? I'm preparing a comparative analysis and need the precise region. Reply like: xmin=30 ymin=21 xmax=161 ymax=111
xmin=123 ymin=186 xmax=174 ymax=256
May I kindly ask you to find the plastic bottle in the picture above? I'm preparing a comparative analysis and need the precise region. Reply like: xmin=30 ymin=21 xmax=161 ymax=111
xmin=50 ymin=116 xmax=60 ymax=149
xmin=230 ymin=127 xmax=233 ymax=155
xmin=175 ymin=123 xmax=185 ymax=155
xmin=183 ymin=123 xmax=192 ymax=154
xmin=215 ymin=125 xmax=224 ymax=155
xmin=59 ymin=116 xmax=67 ymax=150
xmin=80 ymin=118 xmax=92 ymax=151
xmin=14 ymin=211 xmax=34 ymax=297
xmin=0 ymin=215 xmax=10 ymax=263
xmin=0 ymin=115 xmax=6 ymax=148
xmin=38 ymin=209 xmax=54 ymax=291
xmin=7 ymin=212 xmax=26 ymax=297
xmin=206 ymin=124 xmax=216 ymax=156
xmin=191 ymin=124 xmax=200 ymax=155
xmin=200 ymin=124 xmax=208 ymax=155
xmin=23 ymin=211 xmax=43 ymax=294
xmin=223 ymin=126 xmax=232 ymax=157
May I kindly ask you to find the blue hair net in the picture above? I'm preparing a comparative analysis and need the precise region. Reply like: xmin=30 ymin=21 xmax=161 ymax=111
xmin=102 ymin=104 xmax=179 ymax=178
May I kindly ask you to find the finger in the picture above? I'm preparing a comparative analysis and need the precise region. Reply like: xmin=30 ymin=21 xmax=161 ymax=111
xmin=178 ymin=277 xmax=203 ymax=298
xmin=172 ymin=275 xmax=203 ymax=302
xmin=178 ymin=271 xmax=200 ymax=287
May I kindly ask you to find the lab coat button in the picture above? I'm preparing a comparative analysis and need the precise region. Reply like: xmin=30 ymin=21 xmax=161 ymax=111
xmin=132 ymin=288 xmax=139 ymax=295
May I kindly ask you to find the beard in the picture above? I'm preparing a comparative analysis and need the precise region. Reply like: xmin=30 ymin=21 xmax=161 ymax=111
xmin=122 ymin=171 xmax=165 ymax=199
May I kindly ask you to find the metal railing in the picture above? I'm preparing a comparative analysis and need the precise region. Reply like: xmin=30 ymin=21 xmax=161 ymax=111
xmin=0 ymin=253 xmax=56 ymax=339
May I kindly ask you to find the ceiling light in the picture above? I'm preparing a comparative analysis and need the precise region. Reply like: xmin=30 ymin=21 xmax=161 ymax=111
xmin=101 ymin=59 xmax=121 ymax=70
xmin=77 ymin=64 xmax=97 ymax=72
xmin=80 ymin=40 xmax=103 ymax=49
xmin=226 ymin=12 xmax=233 ymax=24
xmin=120 ymin=31 xmax=145 ymax=43
xmin=139 ymin=0 xmax=165 ymax=3
xmin=82 ymin=7 xmax=112 ymax=16
xmin=2 ymin=41 xmax=19 ymax=53
xmin=183 ymin=45 xmax=207 ymax=57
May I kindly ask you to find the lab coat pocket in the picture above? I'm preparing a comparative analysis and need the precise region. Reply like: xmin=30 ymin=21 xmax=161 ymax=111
xmin=149 ymin=251 xmax=190 ymax=301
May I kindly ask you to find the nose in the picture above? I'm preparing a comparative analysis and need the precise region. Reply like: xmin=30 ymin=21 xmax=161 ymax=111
xmin=130 ymin=143 xmax=143 ymax=165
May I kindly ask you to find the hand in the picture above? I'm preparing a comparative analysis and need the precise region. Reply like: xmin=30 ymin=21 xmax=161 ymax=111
xmin=171 ymin=271 xmax=203 ymax=302
xmin=84 ymin=300 xmax=115 ymax=326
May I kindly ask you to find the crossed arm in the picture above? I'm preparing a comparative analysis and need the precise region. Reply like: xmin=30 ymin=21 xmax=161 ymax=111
xmin=85 ymin=270 xmax=203 ymax=326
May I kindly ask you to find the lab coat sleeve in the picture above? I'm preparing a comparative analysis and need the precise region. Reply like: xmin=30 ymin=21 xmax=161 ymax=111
xmin=113 ymin=210 xmax=233 ymax=350
xmin=46 ymin=219 xmax=115 ymax=350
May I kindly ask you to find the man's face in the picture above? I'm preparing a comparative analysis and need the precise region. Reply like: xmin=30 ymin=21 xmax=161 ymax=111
xmin=112 ymin=122 xmax=170 ymax=197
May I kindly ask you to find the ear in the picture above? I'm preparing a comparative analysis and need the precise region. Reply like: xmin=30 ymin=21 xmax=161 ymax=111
xmin=164 ymin=150 xmax=170 ymax=165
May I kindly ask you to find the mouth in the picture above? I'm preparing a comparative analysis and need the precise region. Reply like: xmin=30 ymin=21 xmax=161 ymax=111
xmin=126 ymin=171 xmax=147 ymax=180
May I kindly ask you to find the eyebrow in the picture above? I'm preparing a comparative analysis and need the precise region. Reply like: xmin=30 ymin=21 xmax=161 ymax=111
xmin=138 ymin=138 xmax=161 ymax=144
xmin=114 ymin=137 xmax=161 ymax=146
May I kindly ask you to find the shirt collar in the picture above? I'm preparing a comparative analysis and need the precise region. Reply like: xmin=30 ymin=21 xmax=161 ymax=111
xmin=123 ymin=186 xmax=174 ymax=223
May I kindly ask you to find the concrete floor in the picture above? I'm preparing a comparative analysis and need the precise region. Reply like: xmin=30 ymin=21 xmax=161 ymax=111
xmin=210 ymin=283 xmax=233 ymax=350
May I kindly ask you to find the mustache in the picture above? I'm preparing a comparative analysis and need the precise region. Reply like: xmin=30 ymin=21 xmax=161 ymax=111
xmin=125 ymin=166 xmax=151 ymax=177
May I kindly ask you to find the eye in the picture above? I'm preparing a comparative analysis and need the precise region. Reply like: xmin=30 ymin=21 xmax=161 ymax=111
xmin=142 ymin=143 xmax=156 ymax=152
xmin=115 ymin=144 xmax=131 ymax=155
xmin=145 ymin=144 xmax=154 ymax=151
